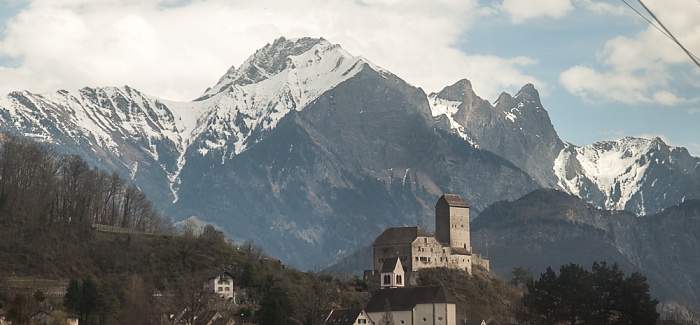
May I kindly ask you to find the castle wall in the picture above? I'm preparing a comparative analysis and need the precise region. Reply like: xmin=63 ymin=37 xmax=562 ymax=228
xmin=435 ymin=197 xmax=471 ymax=252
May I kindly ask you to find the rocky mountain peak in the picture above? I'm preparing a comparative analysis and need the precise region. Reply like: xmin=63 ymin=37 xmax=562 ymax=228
xmin=197 ymin=37 xmax=334 ymax=100
xmin=433 ymin=79 xmax=477 ymax=102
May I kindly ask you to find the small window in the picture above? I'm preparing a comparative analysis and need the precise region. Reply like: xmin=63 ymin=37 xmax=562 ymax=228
xmin=423 ymin=318 xmax=427 ymax=322
xmin=383 ymin=274 xmax=391 ymax=285
xmin=396 ymin=275 xmax=402 ymax=284
xmin=438 ymin=317 xmax=443 ymax=321
xmin=225 ymin=287 xmax=230 ymax=291
xmin=217 ymin=287 xmax=223 ymax=292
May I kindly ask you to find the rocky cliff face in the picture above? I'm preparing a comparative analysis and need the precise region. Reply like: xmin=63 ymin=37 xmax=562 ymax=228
xmin=429 ymin=80 xmax=564 ymax=187
xmin=472 ymin=189 xmax=700 ymax=307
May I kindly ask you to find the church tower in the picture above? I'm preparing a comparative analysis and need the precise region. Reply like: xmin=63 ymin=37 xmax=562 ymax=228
xmin=434 ymin=194 xmax=471 ymax=252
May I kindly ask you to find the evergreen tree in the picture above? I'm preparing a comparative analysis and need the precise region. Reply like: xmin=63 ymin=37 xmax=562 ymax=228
xmin=257 ymin=275 xmax=293 ymax=325
xmin=521 ymin=262 xmax=659 ymax=325
xmin=63 ymin=274 xmax=120 ymax=325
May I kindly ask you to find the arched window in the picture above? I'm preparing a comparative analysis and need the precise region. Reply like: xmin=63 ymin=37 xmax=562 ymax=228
xmin=383 ymin=274 xmax=391 ymax=285
xmin=396 ymin=275 xmax=402 ymax=284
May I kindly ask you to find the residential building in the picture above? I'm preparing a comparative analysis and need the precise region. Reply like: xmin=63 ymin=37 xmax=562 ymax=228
xmin=202 ymin=271 xmax=235 ymax=300
xmin=364 ymin=285 xmax=457 ymax=325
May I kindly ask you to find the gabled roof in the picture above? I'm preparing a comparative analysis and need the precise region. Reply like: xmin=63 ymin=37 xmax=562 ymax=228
xmin=365 ymin=285 xmax=455 ymax=312
xmin=195 ymin=310 xmax=221 ymax=325
xmin=323 ymin=308 xmax=363 ymax=325
xmin=374 ymin=226 xmax=433 ymax=245
xmin=380 ymin=257 xmax=401 ymax=273
xmin=204 ymin=270 xmax=235 ymax=281
xmin=437 ymin=194 xmax=469 ymax=208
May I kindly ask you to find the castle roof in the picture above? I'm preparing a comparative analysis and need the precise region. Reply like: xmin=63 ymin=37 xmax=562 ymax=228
xmin=374 ymin=226 xmax=433 ymax=245
xmin=437 ymin=194 xmax=469 ymax=208
xmin=364 ymin=285 xmax=455 ymax=312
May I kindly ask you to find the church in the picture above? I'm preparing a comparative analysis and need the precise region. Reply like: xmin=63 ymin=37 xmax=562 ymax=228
xmin=365 ymin=194 xmax=489 ymax=285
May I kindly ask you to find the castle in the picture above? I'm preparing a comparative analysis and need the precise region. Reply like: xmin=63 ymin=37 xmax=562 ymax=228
xmin=365 ymin=194 xmax=489 ymax=285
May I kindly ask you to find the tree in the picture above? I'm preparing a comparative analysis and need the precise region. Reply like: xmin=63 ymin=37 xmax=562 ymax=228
xmin=521 ymin=262 xmax=659 ymax=325
xmin=378 ymin=298 xmax=395 ymax=325
xmin=616 ymin=272 xmax=659 ymax=325
xmin=257 ymin=275 xmax=293 ymax=325
xmin=296 ymin=273 xmax=337 ymax=325
xmin=521 ymin=267 xmax=560 ymax=325
xmin=63 ymin=274 xmax=120 ymax=325
xmin=511 ymin=266 xmax=534 ymax=290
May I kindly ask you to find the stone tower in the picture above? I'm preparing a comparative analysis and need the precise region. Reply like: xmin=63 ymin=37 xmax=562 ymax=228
xmin=435 ymin=194 xmax=471 ymax=252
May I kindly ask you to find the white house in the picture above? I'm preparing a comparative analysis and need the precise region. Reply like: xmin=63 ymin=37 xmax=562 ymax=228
xmin=202 ymin=271 xmax=235 ymax=300
xmin=364 ymin=285 xmax=457 ymax=325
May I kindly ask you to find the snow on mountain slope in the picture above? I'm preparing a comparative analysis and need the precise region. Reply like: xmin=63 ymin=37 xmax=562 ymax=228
xmin=428 ymin=95 xmax=475 ymax=144
xmin=0 ymin=37 xmax=381 ymax=203
xmin=553 ymin=137 xmax=700 ymax=214
xmin=191 ymin=37 xmax=374 ymax=159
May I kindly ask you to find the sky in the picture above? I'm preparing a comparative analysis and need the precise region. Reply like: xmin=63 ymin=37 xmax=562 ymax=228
xmin=0 ymin=0 xmax=699 ymax=156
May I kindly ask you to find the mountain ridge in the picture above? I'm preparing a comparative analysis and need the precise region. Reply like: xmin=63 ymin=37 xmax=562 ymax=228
xmin=0 ymin=36 xmax=698 ymax=268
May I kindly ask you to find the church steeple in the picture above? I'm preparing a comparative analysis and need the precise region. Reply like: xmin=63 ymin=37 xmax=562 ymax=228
xmin=380 ymin=257 xmax=405 ymax=288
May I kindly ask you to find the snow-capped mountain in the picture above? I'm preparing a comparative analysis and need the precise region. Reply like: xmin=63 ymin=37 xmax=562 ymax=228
xmin=0 ymin=37 xmax=540 ymax=268
xmin=554 ymin=137 xmax=700 ymax=215
xmin=429 ymin=80 xmax=700 ymax=215
xmin=0 ymin=36 xmax=698 ymax=268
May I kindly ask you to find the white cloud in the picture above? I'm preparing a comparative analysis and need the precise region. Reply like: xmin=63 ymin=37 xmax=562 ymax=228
xmin=559 ymin=65 xmax=652 ymax=104
xmin=498 ymin=0 xmax=573 ymax=23
xmin=559 ymin=0 xmax=700 ymax=106
xmin=575 ymin=0 xmax=625 ymax=15
xmin=0 ymin=0 xmax=544 ymax=101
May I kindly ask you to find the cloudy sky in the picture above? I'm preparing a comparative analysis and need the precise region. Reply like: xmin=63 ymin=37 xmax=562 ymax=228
xmin=0 ymin=0 xmax=699 ymax=155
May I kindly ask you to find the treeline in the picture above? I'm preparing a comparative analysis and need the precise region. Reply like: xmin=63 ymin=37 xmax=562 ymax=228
xmin=518 ymin=262 xmax=659 ymax=325
xmin=0 ymin=135 xmax=171 ymax=236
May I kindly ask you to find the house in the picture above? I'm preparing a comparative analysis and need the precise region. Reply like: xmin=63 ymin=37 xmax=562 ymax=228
xmin=202 ymin=271 xmax=235 ymax=299
xmin=195 ymin=311 xmax=233 ymax=325
xmin=367 ymin=194 xmax=489 ymax=285
xmin=28 ymin=311 xmax=80 ymax=325
xmin=323 ymin=308 xmax=373 ymax=325
xmin=364 ymin=285 xmax=457 ymax=325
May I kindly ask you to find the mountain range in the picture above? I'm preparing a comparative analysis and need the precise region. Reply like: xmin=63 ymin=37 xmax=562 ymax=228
xmin=0 ymin=36 xmax=699 ymax=273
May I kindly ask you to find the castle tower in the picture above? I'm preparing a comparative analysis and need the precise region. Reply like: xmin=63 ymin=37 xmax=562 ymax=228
xmin=435 ymin=194 xmax=471 ymax=252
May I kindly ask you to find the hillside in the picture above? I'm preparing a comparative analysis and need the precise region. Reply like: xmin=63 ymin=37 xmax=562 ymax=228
xmin=472 ymin=189 xmax=700 ymax=308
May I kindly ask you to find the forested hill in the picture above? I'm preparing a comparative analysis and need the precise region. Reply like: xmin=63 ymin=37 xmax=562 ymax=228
xmin=0 ymin=135 xmax=370 ymax=324
xmin=0 ymin=135 xmax=171 ymax=239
